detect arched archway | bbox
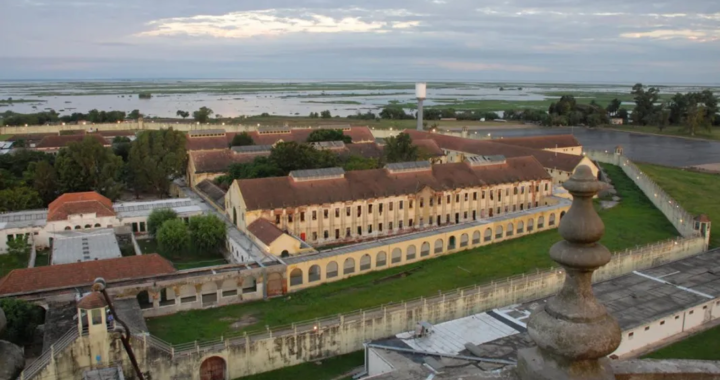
[84,224,92,229]
[290,268,303,286]
[326,261,339,278]
[484,228,492,242]
[281,250,290,258]
[360,254,371,270]
[64,226,71,231]
[343,258,355,274]
[266,272,284,297]
[376,251,387,267]
[495,225,504,239]
[200,356,226,380]
[460,233,468,248]
[518,221,524,234]
[549,213,556,226]
[137,290,152,310]
[434,239,443,254]
[507,223,514,237]
[309,265,321,282]
[391,248,402,264]
[538,216,545,228]
[94,223,101,228]
[528,218,534,232]
[74,225,81,230]
[472,231,481,245]
[448,236,456,250]
[242,277,257,294]
[406,245,416,260]
[420,242,430,256]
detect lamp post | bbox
[416,83,426,131]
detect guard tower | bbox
[77,290,112,369]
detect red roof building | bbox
[0,254,176,296]
[35,134,110,151]
[47,192,116,222]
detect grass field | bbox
[0,134,13,141]
[146,163,678,344]
[643,324,720,360]
[637,163,720,248]
[136,239,227,270]
[234,351,363,380]
[606,125,720,141]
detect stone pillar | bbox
[517,165,621,380]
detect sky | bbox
[1,0,719,83]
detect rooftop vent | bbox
[258,126,291,135]
[188,129,226,138]
[290,167,345,182]
[386,161,431,174]
[466,155,506,166]
[232,145,273,154]
[310,141,346,150]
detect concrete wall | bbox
[0,121,263,135]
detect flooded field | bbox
[2,80,715,118]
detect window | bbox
[346,227,351,237]
[490,191,494,201]
[323,230,328,239]
[335,229,340,239]
[368,204,373,213]
[660,321,665,326]
[91,309,103,325]
[288,214,293,223]
[514,187,518,195]
[472,210,476,220]
[420,198,424,208]
[482,191,486,199]
[379,203,384,214]
[376,251,387,267]
[312,211,317,220]
[644,326,650,331]
[506,188,509,196]
[456,194,460,202]
[399,220,403,229]
[358,226,362,235]
[545,183,549,191]
[446,214,450,223]
[379,223,383,232]
[513,205,516,212]
[409,219,414,227]
[497,207,501,214]
[429,198,433,207]
[327,262,338,278]
[335,208,340,218]
[473,192,477,200]
[389,202,394,211]
[675,315,680,320]
[520,204,524,211]
[447,195,451,203]
[368,225,372,233]
[313,232,318,240]
[498,192,502,202]
[689,310,694,315]
[464,211,468,219]
[536,185,539,192]
[324,209,329,219]
[389,222,393,230]
[628,332,634,340]
[357,206,362,217]
[399,201,404,209]
[409,200,414,208]
[504,206,508,213]
[346,207,351,216]
[521,186,525,194]
[275,215,280,224]
[437,196,442,205]
[301,212,305,222]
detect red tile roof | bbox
[227,126,375,146]
[344,142,385,159]
[236,157,550,211]
[403,130,584,173]
[492,135,581,150]
[190,149,270,173]
[187,136,229,151]
[0,254,176,295]
[77,292,108,309]
[35,134,109,149]
[413,139,444,157]
[247,218,285,246]
[97,130,137,137]
[47,192,116,222]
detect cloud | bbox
[620,29,720,42]
[429,61,548,72]
[136,8,421,39]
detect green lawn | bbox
[0,134,12,141]
[637,163,720,248]
[605,125,720,141]
[234,351,363,380]
[146,163,678,344]
[136,239,227,270]
[643,324,720,360]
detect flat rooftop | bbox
[369,248,720,378]
[51,229,122,265]
[112,198,201,219]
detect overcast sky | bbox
[1,0,719,83]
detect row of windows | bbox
[301,204,552,242]
[289,214,562,286]
[626,303,717,340]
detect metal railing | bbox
[20,327,79,380]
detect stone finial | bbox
[517,165,621,380]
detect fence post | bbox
[171,347,175,359]
[195,340,199,354]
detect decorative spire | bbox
[517,165,621,380]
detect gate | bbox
[266,272,285,297]
[200,356,226,380]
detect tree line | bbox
[1,109,144,126]
[0,130,187,212]
[216,132,422,185]
[146,209,226,258]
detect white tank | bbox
[415,83,427,99]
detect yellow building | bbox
[226,156,555,254]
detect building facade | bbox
[226,157,555,252]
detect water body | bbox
[468,127,720,167]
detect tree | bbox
[147,209,178,236]
[230,132,254,147]
[0,187,44,212]
[631,83,661,126]
[54,136,124,199]
[193,107,214,123]
[112,136,132,162]
[7,235,30,257]
[128,130,187,197]
[309,112,319,118]
[270,142,338,173]
[128,109,142,120]
[306,129,351,144]
[0,298,45,347]
[686,104,707,136]
[342,155,380,171]
[156,219,189,256]
[320,110,332,119]
[606,98,622,116]
[176,110,189,119]
[379,107,411,120]
[29,160,57,205]
[188,215,226,252]
[13,139,26,148]
[218,156,284,183]
[384,133,419,163]
[138,92,152,99]
[483,112,499,121]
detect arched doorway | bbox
[281,250,289,258]
[448,236,456,250]
[200,356,226,380]
[266,272,284,297]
